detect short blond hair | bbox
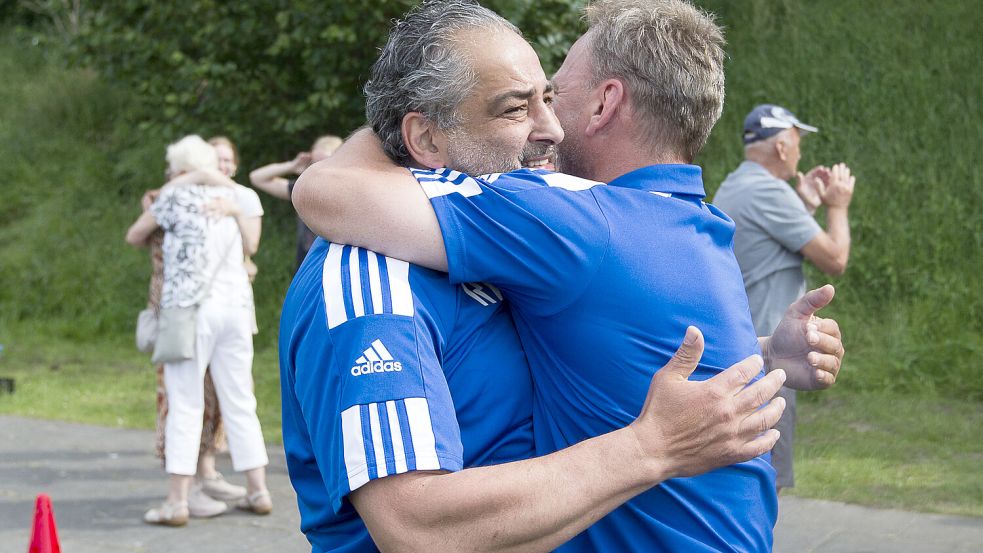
[585,0,726,161]
[166,135,218,174]
[311,135,343,155]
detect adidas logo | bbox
[462,282,503,306]
[350,339,403,377]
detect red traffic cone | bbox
[28,494,61,553]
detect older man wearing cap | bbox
[713,104,855,492]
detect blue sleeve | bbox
[284,244,463,514]
[413,168,611,315]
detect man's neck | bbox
[744,154,788,181]
[586,136,689,183]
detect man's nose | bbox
[530,101,564,145]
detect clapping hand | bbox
[796,166,830,214]
[291,152,313,174]
[821,163,855,208]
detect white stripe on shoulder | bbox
[322,243,349,329]
[385,257,414,317]
[340,405,370,492]
[324,244,415,328]
[348,247,366,318]
[404,397,440,470]
[415,169,482,199]
[541,172,605,191]
[366,250,385,315]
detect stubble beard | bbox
[446,127,556,176]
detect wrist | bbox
[619,424,673,485]
[759,336,773,371]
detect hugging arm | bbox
[125,210,160,247]
[350,329,786,552]
[291,129,449,271]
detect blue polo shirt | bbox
[414,165,777,553]
[279,238,534,553]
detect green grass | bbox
[794,389,983,517]
[0,330,284,444]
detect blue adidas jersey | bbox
[414,165,777,553]
[279,238,534,553]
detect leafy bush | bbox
[67,0,585,164]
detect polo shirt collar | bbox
[606,164,705,198]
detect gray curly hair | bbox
[364,0,520,166]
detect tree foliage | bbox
[70,0,586,163]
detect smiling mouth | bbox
[522,153,556,171]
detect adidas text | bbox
[351,360,403,377]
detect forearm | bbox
[824,206,851,269]
[235,216,261,256]
[360,427,665,553]
[125,211,159,247]
[293,130,449,269]
[249,162,294,200]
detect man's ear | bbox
[584,79,625,137]
[775,136,789,161]
[401,112,447,169]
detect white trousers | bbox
[163,302,269,475]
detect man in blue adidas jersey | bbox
[292,0,846,551]
[279,3,817,552]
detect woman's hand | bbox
[204,196,242,219]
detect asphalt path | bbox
[1,416,980,552]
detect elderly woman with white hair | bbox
[126,135,271,526]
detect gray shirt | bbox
[713,161,821,335]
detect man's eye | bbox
[544,95,555,106]
[504,105,528,115]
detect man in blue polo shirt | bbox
[293,0,845,551]
[280,2,824,552]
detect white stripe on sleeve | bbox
[386,401,408,474]
[340,405,370,491]
[404,397,440,470]
[368,403,388,478]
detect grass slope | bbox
[698,0,983,399]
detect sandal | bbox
[143,500,190,527]
[236,489,273,515]
[199,472,247,502]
